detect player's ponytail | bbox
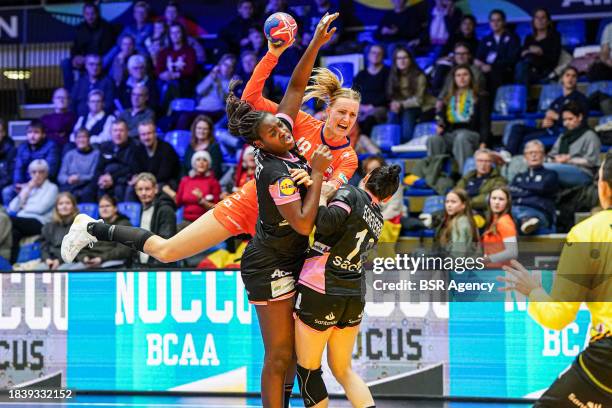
[226,79,267,144]
[302,67,361,106]
[365,165,401,201]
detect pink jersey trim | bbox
[275,112,294,128]
[269,181,300,205]
[299,253,328,293]
[329,201,351,214]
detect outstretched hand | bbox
[311,12,338,48]
[497,259,542,296]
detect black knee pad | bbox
[296,364,327,407]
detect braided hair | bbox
[365,165,401,201]
[226,80,267,145]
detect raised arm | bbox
[276,13,338,122]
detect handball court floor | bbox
[0,394,533,408]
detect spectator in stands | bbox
[156,23,198,104]
[132,172,177,267]
[387,46,429,143]
[3,120,60,205]
[435,188,479,254]
[505,66,588,155]
[545,102,601,188]
[0,119,16,201]
[263,0,290,20]
[70,89,115,145]
[117,84,155,138]
[109,34,137,86]
[234,50,273,98]
[0,205,10,261]
[353,44,390,138]
[428,65,482,170]
[481,186,517,266]
[220,0,258,55]
[514,8,561,86]
[106,1,152,60]
[244,27,267,59]
[433,42,485,99]
[588,21,612,81]
[41,88,77,148]
[510,140,559,234]
[161,1,206,63]
[117,54,159,111]
[183,115,223,179]
[303,0,343,53]
[168,151,221,229]
[96,119,138,201]
[71,54,115,117]
[440,14,478,58]
[428,0,462,55]
[220,145,256,197]
[375,0,428,49]
[145,20,168,64]
[58,128,99,202]
[456,148,507,212]
[39,192,78,270]
[132,121,180,197]
[62,2,115,90]
[474,9,520,96]
[8,159,58,262]
[75,195,133,269]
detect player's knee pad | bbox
[296,364,327,407]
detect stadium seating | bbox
[492,85,527,120]
[169,98,196,113]
[371,124,401,151]
[77,202,99,219]
[502,118,537,147]
[164,130,192,160]
[327,62,354,87]
[557,20,586,50]
[462,157,475,175]
[176,207,184,225]
[533,83,563,116]
[17,242,41,263]
[600,115,612,126]
[118,202,142,227]
[0,256,11,270]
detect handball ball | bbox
[264,12,298,46]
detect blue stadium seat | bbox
[17,242,41,263]
[118,202,142,227]
[462,157,475,175]
[557,20,585,50]
[423,195,445,214]
[404,186,436,197]
[0,256,11,270]
[537,83,563,113]
[415,56,434,71]
[371,124,401,151]
[413,122,437,139]
[475,23,490,40]
[327,62,354,87]
[176,207,184,224]
[164,130,191,160]
[596,18,612,44]
[502,119,537,147]
[492,85,527,120]
[514,22,532,43]
[77,203,99,219]
[587,81,612,97]
[600,115,612,126]
[169,98,195,113]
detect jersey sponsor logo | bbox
[567,393,602,408]
[363,205,383,238]
[278,177,297,197]
[332,256,362,272]
[341,151,350,159]
[338,173,348,184]
[324,165,334,179]
[271,269,292,279]
[325,312,335,321]
[271,276,295,298]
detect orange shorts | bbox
[212,180,258,236]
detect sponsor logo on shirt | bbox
[325,312,335,321]
[271,269,292,279]
[270,276,295,298]
[278,177,297,197]
[338,173,348,184]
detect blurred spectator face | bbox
[111,122,129,145]
[85,56,102,78]
[364,158,383,175]
[164,5,179,24]
[52,88,70,111]
[489,12,505,33]
[533,10,549,32]
[75,130,91,150]
[138,123,157,148]
[194,157,210,174]
[460,18,475,36]
[453,45,471,65]
[454,67,471,89]
[26,126,44,145]
[267,0,285,12]
[445,192,465,216]
[153,21,166,38]
[128,59,147,80]
[194,119,211,142]
[169,25,183,46]
[131,86,149,109]
[88,93,104,114]
[219,57,236,78]
[83,5,98,26]
[29,164,48,186]
[244,153,256,170]
[98,197,118,220]
[562,110,582,131]
[523,143,545,167]
[249,30,265,50]
[133,4,148,25]
[489,189,508,215]
[135,179,157,206]
[394,49,411,71]
[326,97,359,138]
[56,195,75,218]
[238,1,254,19]
[121,35,135,56]
[474,151,493,176]
[367,45,384,66]
[241,52,257,74]
[561,68,577,90]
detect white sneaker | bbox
[520,217,540,235]
[61,214,99,263]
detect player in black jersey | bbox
[293,165,401,408]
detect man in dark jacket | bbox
[510,140,559,234]
[0,119,16,205]
[2,120,60,205]
[132,172,176,267]
[456,149,507,212]
[71,54,116,117]
[96,119,138,201]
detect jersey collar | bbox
[321,125,350,150]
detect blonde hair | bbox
[302,67,361,107]
[52,192,79,224]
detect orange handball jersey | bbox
[213,51,358,237]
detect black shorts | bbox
[240,243,305,304]
[294,285,365,331]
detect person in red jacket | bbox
[174,150,220,229]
